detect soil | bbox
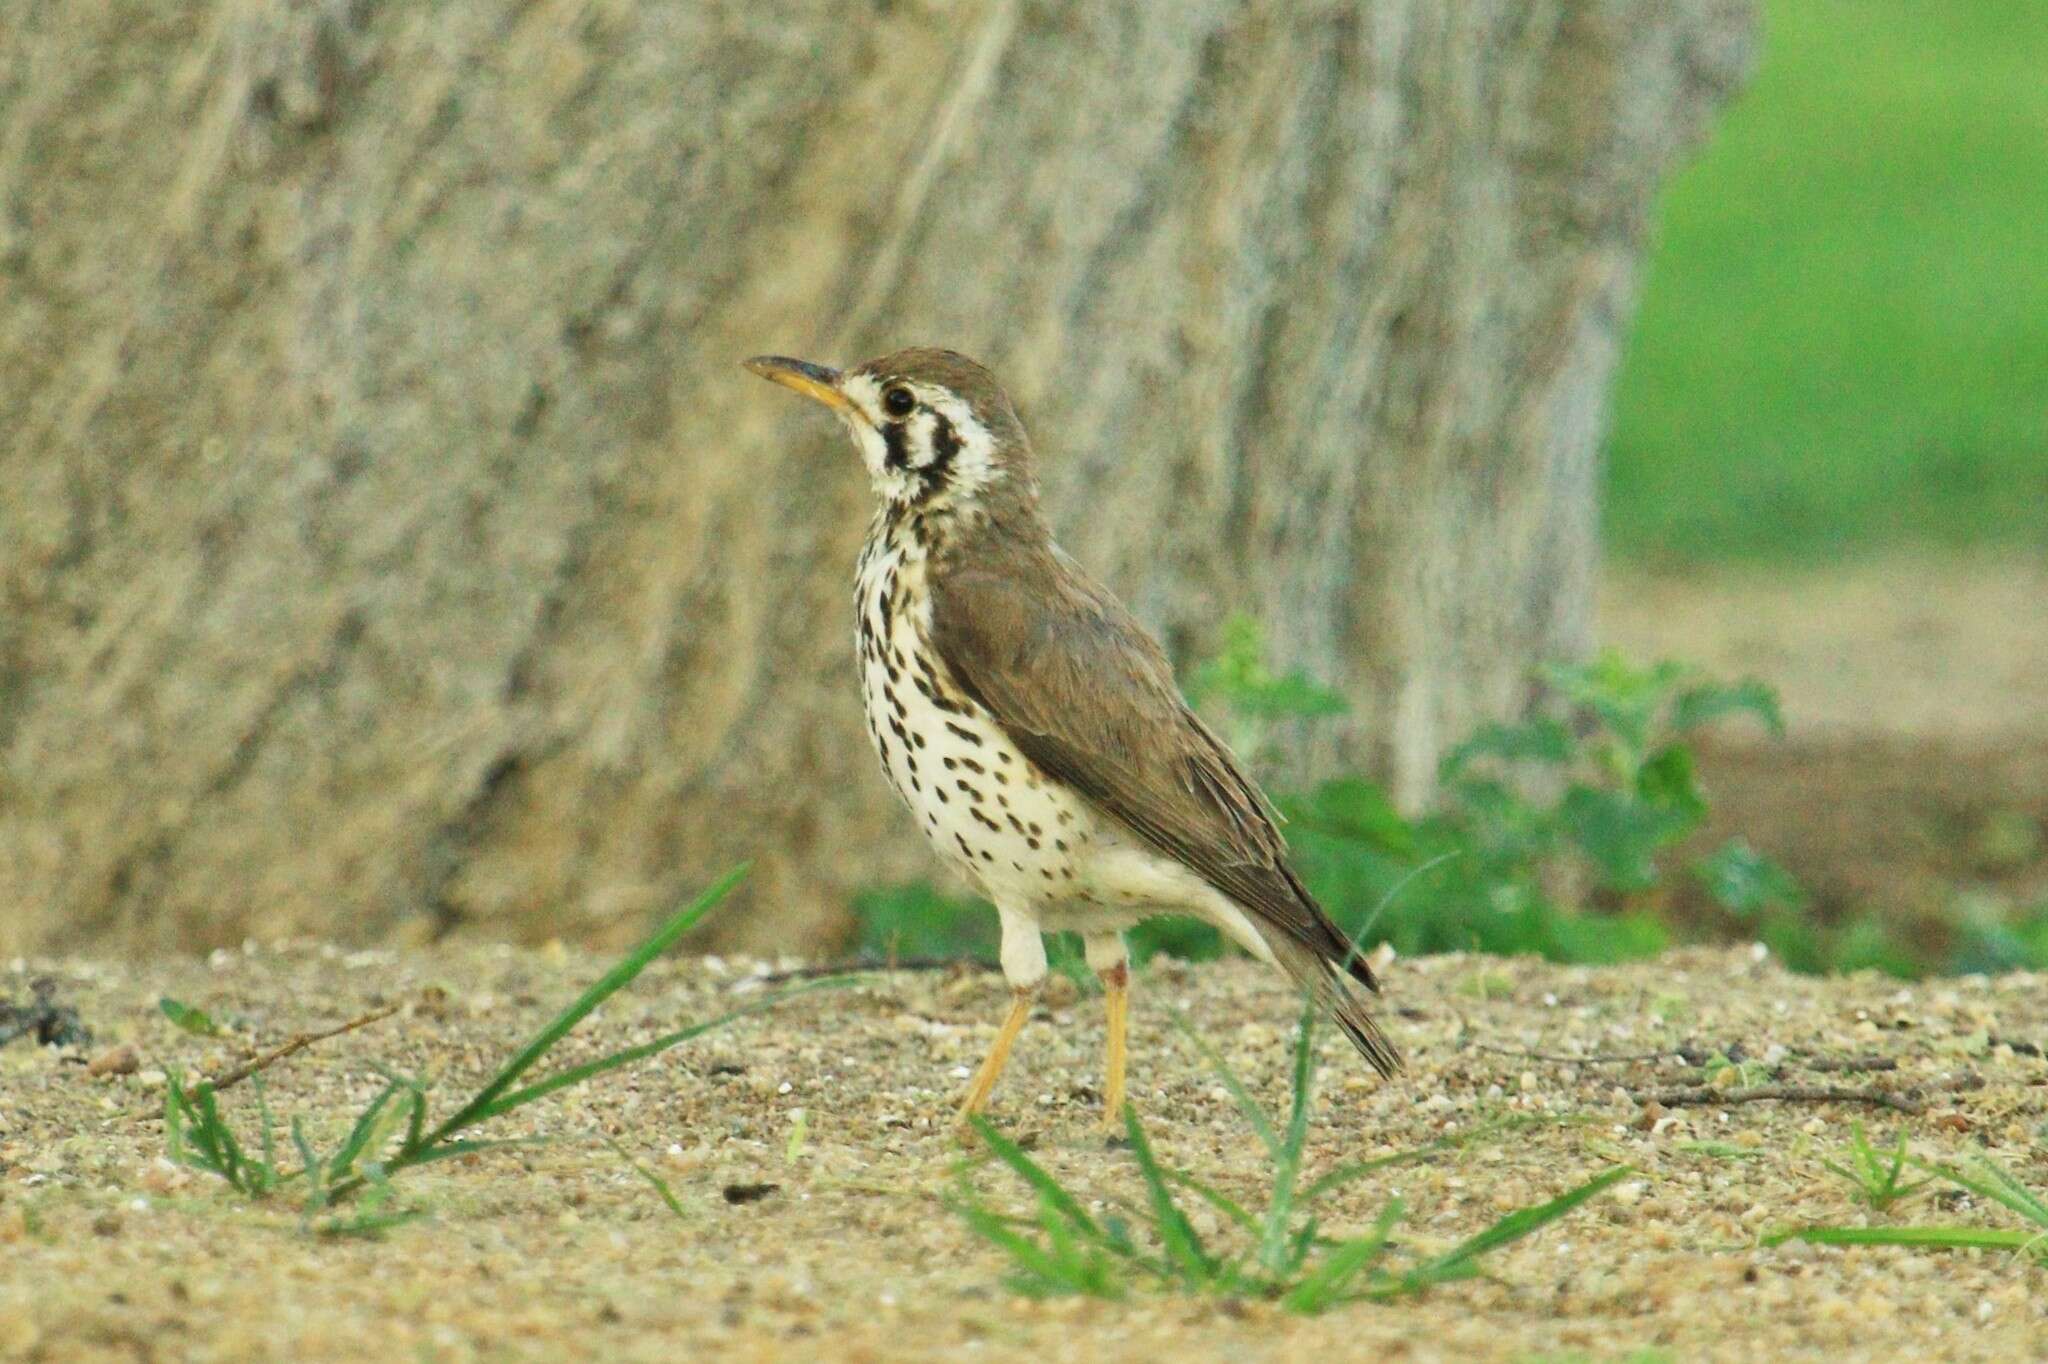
[1600,557,2048,936]
[3,942,2044,1363]
[1599,555,2048,744]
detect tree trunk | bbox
[0,0,1753,957]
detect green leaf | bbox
[1542,652,1687,753]
[1537,909,1669,965]
[1561,786,1689,891]
[1669,679,1784,738]
[1440,718,1573,779]
[1288,779,1418,854]
[159,998,220,1037]
[1186,614,1349,721]
[1692,839,1805,917]
[1636,744,1706,824]
[850,883,997,963]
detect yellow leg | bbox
[1100,961,1130,1131]
[957,988,1035,1122]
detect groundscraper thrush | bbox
[746,348,1400,1127]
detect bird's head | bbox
[744,347,1035,516]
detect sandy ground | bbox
[1600,555,2048,743]
[3,942,2044,1363]
[1602,556,2048,936]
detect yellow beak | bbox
[743,355,854,415]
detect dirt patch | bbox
[1687,734,2048,930]
[1601,557,2048,940]
[1,943,2043,1362]
[1600,556,2048,744]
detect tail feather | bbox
[1269,937,1403,1080]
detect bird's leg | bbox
[956,906,1046,1123]
[956,987,1035,1121]
[1084,933,1131,1132]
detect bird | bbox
[744,347,1400,1128]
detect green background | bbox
[1605,0,2048,564]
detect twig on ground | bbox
[1471,1043,1708,1066]
[1640,1084,1926,1115]
[202,1004,402,1093]
[756,956,995,983]
[1799,1055,1898,1074]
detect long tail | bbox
[1268,935,1403,1080]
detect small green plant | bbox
[951,999,1626,1310]
[1816,1123,1931,1212]
[158,997,222,1036]
[854,629,2048,980]
[1767,1151,2048,1263]
[163,866,839,1232]
[604,1136,689,1221]
[1286,649,1790,965]
[1184,613,1348,761]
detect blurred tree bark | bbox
[0,0,1751,957]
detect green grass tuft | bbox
[1767,1149,2048,1263]
[161,866,847,1232]
[951,999,1627,1310]
[1816,1123,1931,1212]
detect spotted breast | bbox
[853,511,1097,909]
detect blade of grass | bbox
[418,864,750,1148]
[1165,1169,1259,1236]
[952,1197,1125,1298]
[1344,850,1462,968]
[965,1116,1110,1245]
[1280,1199,1403,1313]
[252,1075,280,1184]
[1121,1104,1214,1286]
[1168,1011,1281,1160]
[1037,1195,1126,1297]
[1405,1165,1630,1287]
[1764,1225,2045,1255]
[1258,999,1317,1275]
[468,976,849,1124]
[291,1118,326,1212]
[325,1080,402,1180]
[1907,1155,2048,1228]
[396,1136,548,1168]
[605,1136,687,1220]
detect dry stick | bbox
[1471,1043,1701,1066]
[1798,1055,1899,1074]
[201,1004,402,1093]
[757,956,996,984]
[1640,1084,1926,1115]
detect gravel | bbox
[1,942,2043,1362]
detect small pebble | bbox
[85,1044,139,1078]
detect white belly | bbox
[851,529,1278,962]
[855,538,1104,912]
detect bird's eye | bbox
[883,385,915,417]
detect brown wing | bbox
[929,548,1399,1076]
